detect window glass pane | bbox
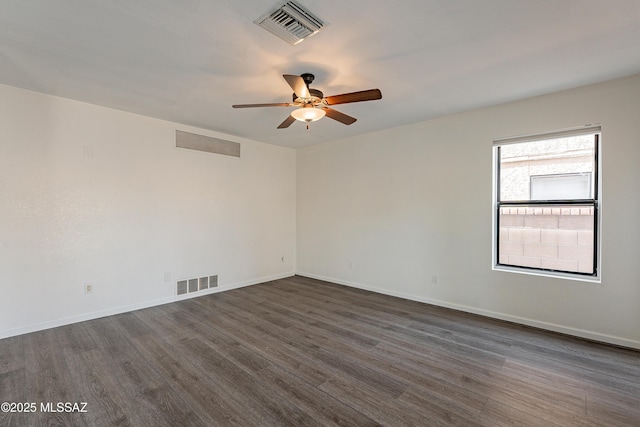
[499,205,594,274]
[499,135,596,201]
[530,173,591,200]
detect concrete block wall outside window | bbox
[499,206,594,273]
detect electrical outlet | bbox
[432,275,439,285]
[281,256,285,263]
[349,262,354,270]
[84,284,93,294]
[164,272,171,282]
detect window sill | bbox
[493,264,601,284]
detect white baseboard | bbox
[0,272,295,340]
[296,272,640,350]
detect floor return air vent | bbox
[177,275,218,296]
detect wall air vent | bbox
[254,0,326,45]
[176,130,240,158]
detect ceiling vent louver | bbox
[254,0,326,45]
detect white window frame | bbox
[492,126,602,282]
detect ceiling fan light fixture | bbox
[291,106,325,122]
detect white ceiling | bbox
[2,1,640,148]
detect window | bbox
[493,127,600,278]
[530,173,591,200]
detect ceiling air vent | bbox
[254,0,326,45]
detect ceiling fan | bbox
[232,73,382,129]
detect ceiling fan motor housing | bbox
[292,88,324,104]
[291,73,324,104]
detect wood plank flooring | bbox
[1,275,639,426]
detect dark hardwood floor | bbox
[1,275,639,426]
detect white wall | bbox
[0,84,296,339]
[297,73,640,349]
[4,74,639,348]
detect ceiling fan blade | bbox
[277,115,297,129]
[322,107,357,125]
[232,103,292,108]
[324,89,382,105]
[283,74,311,99]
